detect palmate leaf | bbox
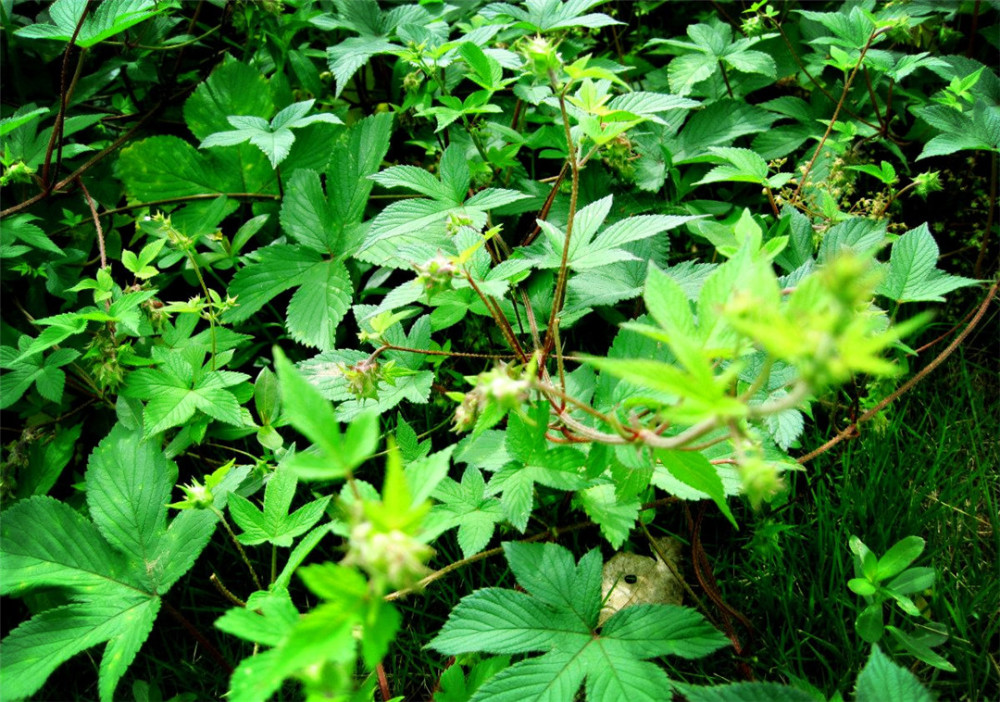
[223,114,392,349]
[480,0,622,32]
[0,425,218,701]
[14,0,164,48]
[228,466,331,547]
[430,466,505,557]
[430,542,727,702]
[523,194,701,271]
[200,100,342,169]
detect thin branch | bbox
[798,277,998,465]
[792,28,889,204]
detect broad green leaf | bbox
[0,426,219,701]
[655,450,737,528]
[327,36,402,98]
[886,567,935,595]
[695,146,770,186]
[116,135,274,201]
[86,424,174,566]
[224,245,321,323]
[285,260,353,352]
[574,483,639,549]
[878,224,978,302]
[855,645,935,702]
[183,60,273,140]
[228,467,331,547]
[875,536,925,581]
[273,347,342,459]
[430,542,726,702]
[15,0,163,48]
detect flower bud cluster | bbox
[343,521,433,589]
[452,363,529,432]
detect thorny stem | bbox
[792,28,889,205]
[862,66,885,132]
[77,177,107,270]
[210,572,247,608]
[769,16,883,135]
[212,507,263,592]
[542,84,580,368]
[463,270,528,362]
[40,4,90,188]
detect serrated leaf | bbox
[224,245,321,323]
[878,224,978,302]
[183,60,273,140]
[116,135,275,201]
[431,542,726,702]
[0,426,218,701]
[855,645,934,702]
[575,483,639,549]
[15,0,163,48]
[285,261,353,352]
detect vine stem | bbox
[542,83,580,373]
[40,3,90,188]
[1,103,164,218]
[212,507,263,592]
[791,27,889,205]
[77,177,107,270]
[798,277,998,465]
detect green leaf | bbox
[875,536,925,580]
[431,542,726,702]
[855,603,884,643]
[121,355,249,437]
[183,59,274,140]
[200,100,341,169]
[327,36,403,99]
[878,224,978,303]
[655,450,737,528]
[674,682,817,702]
[224,245,320,323]
[431,467,504,558]
[886,567,935,595]
[884,626,956,672]
[15,0,164,48]
[274,348,379,479]
[855,645,935,702]
[695,147,770,186]
[0,425,218,701]
[285,260,353,352]
[116,135,274,201]
[228,466,331,547]
[574,483,639,549]
[254,367,280,425]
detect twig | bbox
[798,277,998,465]
[792,28,889,205]
[76,177,107,269]
[40,3,90,188]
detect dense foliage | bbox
[1,1,997,700]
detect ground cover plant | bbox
[1,0,997,700]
